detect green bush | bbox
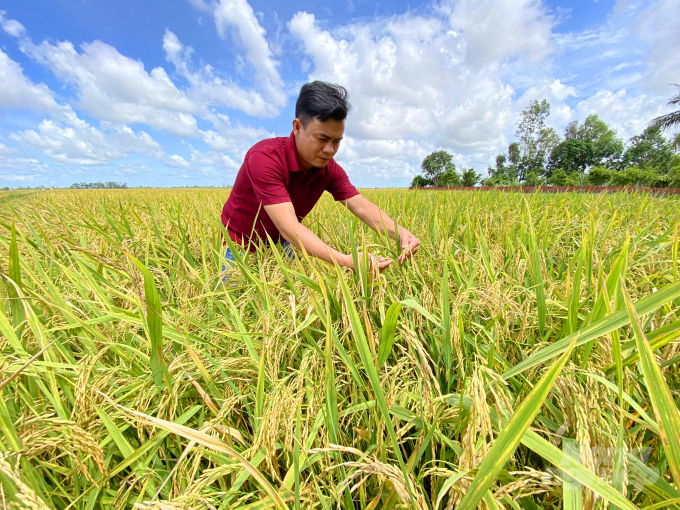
[410,175,433,187]
[439,167,462,187]
[523,171,546,186]
[610,167,666,187]
[461,168,481,187]
[547,168,585,186]
[588,166,613,186]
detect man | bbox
[221,81,420,270]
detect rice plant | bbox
[0,188,679,510]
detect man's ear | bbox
[292,118,302,136]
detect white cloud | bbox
[289,8,523,162]
[119,164,153,175]
[162,30,276,117]
[0,142,16,155]
[0,48,63,113]
[336,137,430,183]
[10,112,191,168]
[188,145,240,170]
[213,0,285,106]
[575,89,672,141]
[442,0,555,67]
[514,78,577,129]
[634,0,680,95]
[166,154,191,168]
[0,153,49,182]
[198,112,273,156]
[18,38,200,137]
[0,10,26,37]
[182,0,287,115]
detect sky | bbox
[0,0,678,188]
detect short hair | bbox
[295,81,352,127]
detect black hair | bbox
[295,81,352,127]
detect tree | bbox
[588,166,613,186]
[623,125,674,173]
[671,132,680,152]
[610,167,665,187]
[556,115,624,170]
[579,115,624,167]
[461,168,481,187]
[508,142,520,167]
[439,166,461,187]
[547,138,593,175]
[410,175,433,188]
[523,171,545,187]
[669,155,680,187]
[420,150,458,187]
[648,84,680,132]
[515,100,560,181]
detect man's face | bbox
[292,117,345,171]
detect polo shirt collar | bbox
[286,131,328,174]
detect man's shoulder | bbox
[247,136,287,159]
[327,158,347,176]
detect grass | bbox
[0,187,679,510]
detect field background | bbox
[1,188,679,510]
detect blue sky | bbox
[0,0,678,188]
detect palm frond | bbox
[649,111,680,131]
[648,84,680,131]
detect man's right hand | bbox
[342,252,392,273]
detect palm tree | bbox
[672,132,680,152]
[649,84,680,131]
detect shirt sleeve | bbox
[326,161,360,201]
[246,150,292,206]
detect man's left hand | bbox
[398,230,420,263]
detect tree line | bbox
[412,85,680,188]
[69,181,128,189]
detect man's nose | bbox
[323,141,335,154]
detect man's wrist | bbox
[338,253,353,269]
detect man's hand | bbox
[343,252,392,273]
[398,229,420,263]
[344,195,420,264]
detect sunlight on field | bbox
[1,188,679,510]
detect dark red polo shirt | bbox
[221,131,359,247]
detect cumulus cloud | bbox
[163,30,276,117]
[10,111,191,168]
[289,6,544,175]
[634,0,680,95]
[575,89,671,141]
[186,0,287,111]
[0,10,26,37]
[18,38,201,137]
[0,48,63,113]
[188,145,241,170]
[442,0,555,67]
[335,137,430,184]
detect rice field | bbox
[1,188,679,510]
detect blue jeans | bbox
[222,241,294,274]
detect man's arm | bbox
[342,194,420,263]
[264,202,391,270]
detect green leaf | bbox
[457,338,576,510]
[8,222,25,331]
[336,267,414,507]
[378,302,403,366]
[126,253,168,388]
[622,279,680,486]
[503,279,680,380]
